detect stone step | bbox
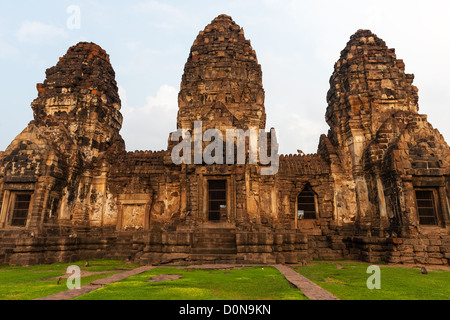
[192,237,236,243]
[194,242,236,247]
[192,243,237,250]
[0,231,22,238]
[0,244,15,251]
[193,236,236,243]
[189,254,238,264]
[195,227,237,233]
[191,248,237,254]
[0,240,15,246]
[194,230,236,236]
[192,226,238,258]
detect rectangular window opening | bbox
[415,189,438,226]
[11,193,32,227]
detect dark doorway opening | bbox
[415,189,438,225]
[208,180,227,221]
[297,185,317,220]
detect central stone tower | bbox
[177,14,266,131]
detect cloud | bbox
[142,84,178,113]
[119,84,179,151]
[267,104,326,155]
[16,21,67,44]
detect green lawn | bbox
[75,266,308,300]
[294,261,450,300]
[0,259,139,300]
[2,259,448,301]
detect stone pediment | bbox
[200,102,242,129]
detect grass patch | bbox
[294,261,450,300]
[75,267,308,300]
[0,260,139,300]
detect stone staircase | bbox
[190,224,238,264]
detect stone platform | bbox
[0,226,448,266]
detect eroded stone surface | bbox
[0,17,448,267]
[178,14,266,131]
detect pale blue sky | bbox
[1,0,449,154]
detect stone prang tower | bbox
[0,16,448,266]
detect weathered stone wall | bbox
[0,42,127,232]
[0,17,448,266]
[1,228,448,266]
[32,42,124,162]
[324,29,449,237]
[178,14,266,131]
[275,154,335,238]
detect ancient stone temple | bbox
[0,15,448,266]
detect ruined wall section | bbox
[31,42,125,162]
[107,150,184,232]
[278,154,334,234]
